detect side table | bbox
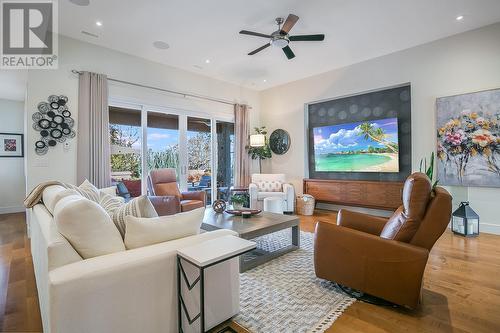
[177,235,256,333]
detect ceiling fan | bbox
[239,14,325,60]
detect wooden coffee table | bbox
[202,208,300,272]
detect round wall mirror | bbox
[269,129,291,155]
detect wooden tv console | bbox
[303,178,403,211]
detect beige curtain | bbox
[77,71,111,188]
[234,104,250,187]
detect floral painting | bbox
[436,88,500,187]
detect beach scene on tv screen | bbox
[313,117,399,172]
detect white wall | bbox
[26,36,260,192]
[260,23,500,234]
[0,99,26,214]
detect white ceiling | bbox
[60,0,500,90]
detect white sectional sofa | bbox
[29,185,239,333]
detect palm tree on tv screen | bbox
[359,122,398,153]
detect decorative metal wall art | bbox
[269,129,291,155]
[32,95,75,155]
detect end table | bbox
[177,235,256,332]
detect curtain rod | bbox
[71,69,240,107]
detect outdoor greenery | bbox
[110,124,210,179]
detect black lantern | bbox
[451,201,479,237]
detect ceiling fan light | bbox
[271,38,288,48]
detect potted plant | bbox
[230,194,247,210]
[420,152,439,191]
[247,126,272,173]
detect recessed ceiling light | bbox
[263,79,267,83]
[153,41,170,50]
[69,0,90,6]
[96,21,103,27]
[456,15,464,21]
[205,59,210,64]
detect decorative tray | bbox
[225,209,262,216]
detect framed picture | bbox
[0,133,24,157]
[436,88,500,187]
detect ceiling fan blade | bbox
[289,34,325,41]
[282,45,295,59]
[281,14,299,34]
[239,30,272,38]
[248,43,270,55]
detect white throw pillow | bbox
[54,195,125,259]
[124,207,205,249]
[65,179,101,202]
[99,185,118,197]
[43,185,78,214]
[99,194,158,238]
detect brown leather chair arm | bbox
[148,196,181,216]
[337,209,388,235]
[181,191,206,205]
[314,221,428,308]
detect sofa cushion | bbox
[54,195,125,259]
[257,180,283,192]
[124,207,204,249]
[99,194,158,237]
[43,185,72,214]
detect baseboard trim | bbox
[479,223,500,235]
[0,206,25,215]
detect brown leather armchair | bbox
[147,168,206,213]
[314,173,452,309]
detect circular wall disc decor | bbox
[269,129,291,155]
[32,95,75,155]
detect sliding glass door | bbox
[186,117,212,203]
[109,106,143,198]
[215,120,234,201]
[109,103,233,205]
[147,112,180,176]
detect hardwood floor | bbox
[1,211,499,333]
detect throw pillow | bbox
[124,207,205,249]
[65,179,101,203]
[257,180,283,192]
[54,195,125,259]
[99,185,118,197]
[99,194,158,237]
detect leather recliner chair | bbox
[147,168,206,213]
[314,172,452,309]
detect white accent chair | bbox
[249,174,295,213]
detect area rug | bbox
[234,230,355,333]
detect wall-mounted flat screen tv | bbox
[313,117,400,173]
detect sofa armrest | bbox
[48,229,238,333]
[314,221,428,308]
[148,195,181,216]
[282,183,295,211]
[181,190,206,205]
[337,209,388,235]
[248,183,259,209]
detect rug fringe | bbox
[307,297,356,333]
